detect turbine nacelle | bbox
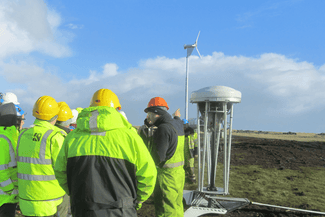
[184,43,197,49]
[184,31,202,58]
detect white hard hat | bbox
[70,109,79,124]
[2,92,20,105]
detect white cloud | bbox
[0,0,71,58]
[63,52,325,115]
[69,63,119,86]
[66,23,84,30]
[246,53,325,113]
[1,50,325,129]
[0,61,67,104]
[319,64,325,72]
[103,63,119,77]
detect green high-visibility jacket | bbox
[17,119,66,216]
[192,132,198,148]
[0,126,19,207]
[162,130,185,169]
[153,116,186,217]
[54,106,157,217]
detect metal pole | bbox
[209,112,217,189]
[185,56,189,120]
[251,202,325,215]
[207,132,211,186]
[197,105,202,191]
[227,104,233,192]
[213,119,221,188]
[223,103,228,194]
[201,102,209,191]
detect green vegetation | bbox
[232,130,325,142]
[184,162,325,212]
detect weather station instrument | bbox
[183,86,250,216]
[183,86,325,216]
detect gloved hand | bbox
[136,202,143,210]
[193,147,198,157]
[144,118,153,127]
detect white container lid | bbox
[190,86,241,103]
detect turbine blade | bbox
[196,47,202,58]
[196,31,201,43]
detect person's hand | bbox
[144,118,153,127]
[173,108,181,117]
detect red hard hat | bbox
[146,97,169,110]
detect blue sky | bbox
[1,0,325,133]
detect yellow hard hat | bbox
[33,96,59,120]
[90,89,121,110]
[57,102,73,122]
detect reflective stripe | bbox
[39,130,53,161]
[17,173,56,181]
[0,178,12,187]
[16,129,28,159]
[0,189,18,195]
[163,161,184,168]
[89,111,105,134]
[59,130,67,137]
[19,196,62,202]
[11,189,18,195]
[90,132,106,136]
[0,164,8,170]
[17,157,52,165]
[43,196,63,202]
[0,135,17,168]
[17,130,53,165]
[89,110,99,132]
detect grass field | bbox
[232,130,325,142]
[180,130,325,216]
[184,163,325,213]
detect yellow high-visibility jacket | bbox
[0,126,19,207]
[54,107,157,217]
[17,119,65,216]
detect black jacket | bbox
[152,112,184,168]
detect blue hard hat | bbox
[69,125,75,130]
[182,119,189,124]
[15,104,24,117]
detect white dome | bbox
[190,86,241,103]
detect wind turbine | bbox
[184,31,202,121]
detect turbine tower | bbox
[184,31,202,121]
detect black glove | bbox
[144,118,153,127]
[193,147,198,157]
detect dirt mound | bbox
[230,136,325,171]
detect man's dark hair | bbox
[184,125,195,136]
